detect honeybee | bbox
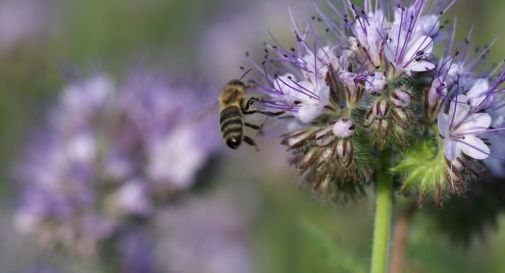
[219,76,284,150]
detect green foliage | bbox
[406,219,493,273]
[392,140,448,203]
[299,221,366,273]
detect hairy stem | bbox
[390,204,416,273]
[370,149,393,273]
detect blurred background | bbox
[0,0,505,272]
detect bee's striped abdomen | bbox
[220,106,243,149]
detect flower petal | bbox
[467,79,490,108]
[444,138,460,162]
[448,95,470,125]
[456,113,492,135]
[365,72,387,93]
[297,81,320,104]
[415,15,439,36]
[318,86,330,104]
[405,60,435,72]
[274,73,304,104]
[459,135,490,160]
[437,113,450,138]
[298,104,324,123]
[404,35,434,62]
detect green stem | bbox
[370,149,393,273]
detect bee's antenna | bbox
[239,68,253,81]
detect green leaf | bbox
[299,220,366,273]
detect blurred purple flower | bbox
[0,0,49,54]
[198,0,293,83]
[25,265,60,273]
[154,196,253,273]
[15,71,219,257]
[117,73,216,192]
[120,229,155,273]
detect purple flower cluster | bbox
[251,0,448,121]
[244,0,505,202]
[433,45,505,168]
[14,72,218,256]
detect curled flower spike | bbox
[425,78,448,120]
[281,126,372,203]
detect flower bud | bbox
[336,139,353,167]
[365,72,387,95]
[320,147,334,162]
[425,80,447,120]
[315,127,335,146]
[282,128,316,149]
[394,126,407,140]
[340,72,363,106]
[372,99,390,118]
[281,127,370,203]
[390,89,412,108]
[364,109,374,127]
[332,119,355,138]
[372,119,390,133]
[380,119,390,132]
[391,108,409,128]
[428,81,447,107]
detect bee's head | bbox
[226,137,241,149]
[226,79,246,87]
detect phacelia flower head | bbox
[240,0,505,205]
[14,71,218,256]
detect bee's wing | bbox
[252,114,296,137]
[176,101,219,129]
[195,101,219,122]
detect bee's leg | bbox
[246,97,259,108]
[241,97,259,112]
[244,122,265,135]
[241,98,286,117]
[247,109,286,117]
[243,136,260,151]
[244,122,262,130]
